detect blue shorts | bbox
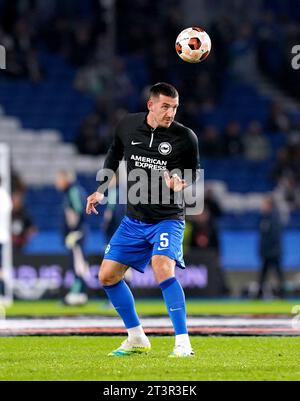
[103,216,185,273]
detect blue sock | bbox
[103,280,140,329]
[159,277,187,335]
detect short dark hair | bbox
[149,82,179,99]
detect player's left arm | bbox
[181,128,201,186]
[164,129,200,192]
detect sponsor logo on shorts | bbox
[105,244,111,254]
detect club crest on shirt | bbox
[158,142,172,155]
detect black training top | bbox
[97,112,200,223]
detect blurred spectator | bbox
[177,99,201,132]
[43,17,72,56]
[70,21,94,66]
[0,177,12,296]
[76,113,109,156]
[274,176,300,218]
[1,16,44,82]
[194,72,218,106]
[200,126,224,158]
[286,134,300,184]
[189,208,229,295]
[113,58,135,106]
[272,148,291,182]
[11,191,36,253]
[243,121,271,161]
[267,101,290,133]
[11,170,26,194]
[190,208,220,252]
[55,170,89,306]
[204,187,223,221]
[271,141,300,221]
[230,23,259,83]
[148,40,170,83]
[223,121,244,157]
[209,15,233,75]
[257,11,284,80]
[272,147,299,184]
[257,196,285,298]
[74,62,109,96]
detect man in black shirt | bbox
[86,83,200,357]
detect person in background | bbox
[204,187,223,221]
[257,196,285,298]
[12,191,37,254]
[0,177,12,297]
[55,170,89,306]
[76,113,109,156]
[200,125,224,158]
[243,121,271,161]
[267,101,290,133]
[189,206,230,295]
[190,208,220,252]
[222,121,244,157]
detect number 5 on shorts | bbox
[159,233,169,249]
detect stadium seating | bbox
[0,52,94,142]
[0,51,299,268]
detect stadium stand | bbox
[0,0,299,271]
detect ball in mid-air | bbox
[175,27,211,63]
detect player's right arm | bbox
[86,118,125,215]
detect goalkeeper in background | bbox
[55,170,89,305]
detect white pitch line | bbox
[0,316,295,331]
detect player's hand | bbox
[164,171,187,192]
[86,192,104,215]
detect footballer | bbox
[86,82,200,357]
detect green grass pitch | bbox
[1,299,300,381]
[1,336,300,381]
[4,299,299,317]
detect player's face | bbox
[148,95,179,128]
[55,174,67,191]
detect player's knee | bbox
[155,270,175,284]
[98,269,112,286]
[152,255,175,283]
[98,267,119,286]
